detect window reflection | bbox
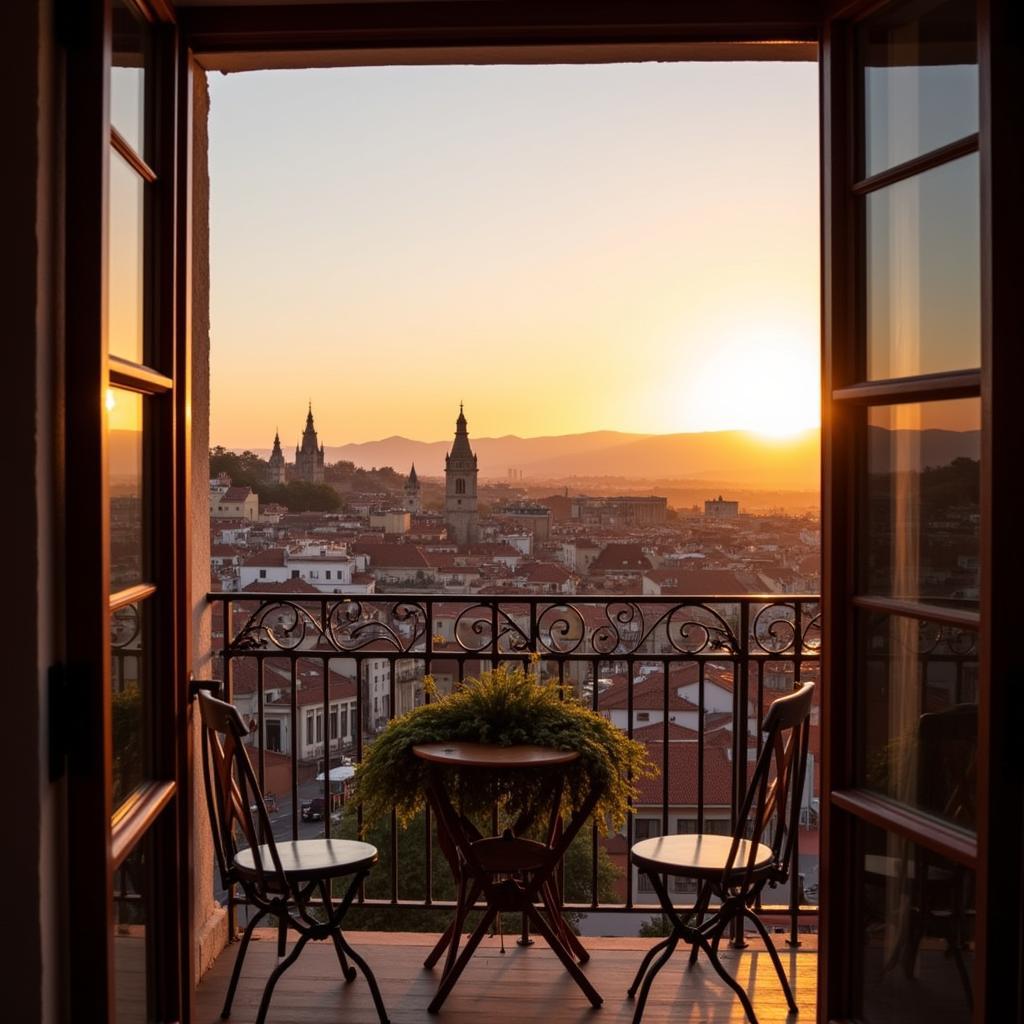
[111,601,147,808]
[853,820,974,1022]
[858,610,977,829]
[109,152,145,363]
[111,0,148,156]
[863,399,979,605]
[860,0,977,176]
[866,154,980,380]
[108,388,145,592]
[113,837,149,1022]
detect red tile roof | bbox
[354,543,430,568]
[519,563,572,584]
[590,544,653,573]
[634,743,734,808]
[644,569,764,595]
[242,548,286,567]
[240,579,320,594]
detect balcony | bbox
[206,591,822,936]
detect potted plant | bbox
[351,661,656,834]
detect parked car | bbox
[300,797,325,822]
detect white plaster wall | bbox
[189,65,230,982]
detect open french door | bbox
[819,1,1023,1021]
[62,1,190,1020]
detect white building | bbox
[239,543,375,594]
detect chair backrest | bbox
[917,703,977,829]
[724,680,815,891]
[197,689,287,897]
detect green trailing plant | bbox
[351,662,656,834]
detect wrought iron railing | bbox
[206,591,823,940]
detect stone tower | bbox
[295,403,325,484]
[404,464,422,514]
[267,429,287,485]
[444,404,479,545]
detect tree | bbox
[209,446,267,489]
[259,481,341,512]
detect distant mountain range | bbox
[234,423,981,493]
[244,428,812,490]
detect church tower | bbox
[404,464,422,514]
[267,429,287,485]
[295,403,325,483]
[444,404,479,545]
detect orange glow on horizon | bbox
[208,63,822,448]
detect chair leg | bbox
[742,908,798,1014]
[319,881,356,982]
[336,931,391,1024]
[630,930,679,1024]
[689,883,712,967]
[321,874,390,1023]
[255,927,312,1024]
[220,907,267,1020]
[627,935,673,998]
[696,929,759,1024]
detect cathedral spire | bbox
[295,403,325,483]
[445,404,479,544]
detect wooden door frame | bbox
[819,0,1024,1021]
[976,1,1024,1019]
[62,0,192,1020]
[63,0,116,1012]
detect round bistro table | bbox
[412,741,603,1013]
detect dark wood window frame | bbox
[817,2,1024,1021]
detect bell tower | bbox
[444,404,479,545]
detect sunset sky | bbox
[207,61,821,449]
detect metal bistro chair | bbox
[198,690,389,1024]
[628,680,814,1024]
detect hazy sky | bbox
[208,62,821,449]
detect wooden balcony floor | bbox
[194,931,816,1024]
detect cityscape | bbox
[204,401,825,931]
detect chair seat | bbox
[631,834,774,879]
[235,839,377,882]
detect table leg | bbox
[423,918,456,970]
[428,906,499,1014]
[525,903,603,1007]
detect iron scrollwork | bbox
[227,598,428,654]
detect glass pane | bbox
[852,819,974,1022]
[109,150,145,363]
[113,837,149,1022]
[111,0,148,157]
[858,610,977,829]
[860,0,977,177]
[108,388,145,592]
[865,154,979,379]
[111,601,148,808]
[863,399,979,606]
